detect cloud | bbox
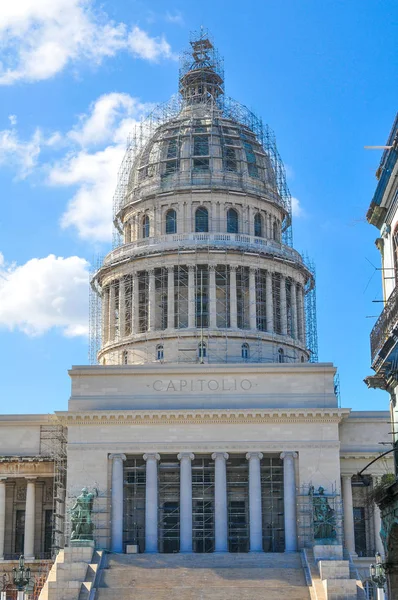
[291,196,304,218]
[0,127,42,178]
[165,11,184,26]
[47,92,152,241]
[0,1,173,85]
[0,253,89,337]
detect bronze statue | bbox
[70,487,98,541]
[310,486,337,540]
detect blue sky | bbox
[0,0,397,414]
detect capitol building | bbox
[0,32,393,600]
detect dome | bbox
[123,110,282,212]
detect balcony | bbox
[370,283,398,370]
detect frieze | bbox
[58,408,350,426]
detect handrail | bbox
[370,284,398,364]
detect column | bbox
[342,475,356,555]
[0,478,6,560]
[249,268,257,330]
[167,266,174,329]
[102,287,110,343]
[132,273,138,335]
[148,269,156,332]
[209,266,217,328]
[119,276,126,339]
[230,266,238,329]
[211,452,229,552]
[178,453,194,552]
[144,453,160,553]
[374,502,384,556]
[280,276,287,335]
[188,266,195,328]
[246,453,263,552]
[109,283,116,341]
[297,285,305,342]
[24,478,36,559]
[110,453,126,553]
[266,271,274,333]
[280,452,298,552]
[290,281,297,339]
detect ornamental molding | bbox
[57,408,350,426]
[67,441,341,452]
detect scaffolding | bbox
[39,421,67,558]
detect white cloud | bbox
[0,0,173,85]
[128,26,173,61]
[0,252,89,337]
[165,11,184,26]
[47,92,152,241]
[8,114,17,126]
[291,196,304,218]
[0,127,42,178]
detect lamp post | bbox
[12,555,31,600]
[370,552,386,600]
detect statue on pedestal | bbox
[310,486,337,541]
[70,487,98,541]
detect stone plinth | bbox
[39,543,96,600]
[322,578,357,600]
[313,544,343,561]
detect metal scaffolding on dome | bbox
[89,30,318,367]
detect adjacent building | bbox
[365,113,398,596]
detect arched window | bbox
[301,355,305,363]
[125,223,132,243]
[241,343,250,360]
[227,208,239,233]
[278,348,284,363]
[195,207,209,232]
[254,213,263,237]
[156,344,164,361]
[198,342,207,360]
[273,221,278,241]
[122,350,128,365]
[142,215,150,238]
[165,209,177,234]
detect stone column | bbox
[209,266,217,328]
[167,266,174,330]
[0,478,6,560]
[297,286,305,342]
[188,266,195,328]
[246,452,263,552]
[110,454,126,553]
[249,268,257,330]
[212,452,229,552]
[144,453,160,553]
[374,502,384,556]
[102,287,110,343]
[178,453,194,552]
[148,269,156,331]
[132,273,138,335]
[119,276,126,339]
[342,475,356,555]
[280,276,287,335]
[290,281,297,339]
[24,478,37,559]
[109,283,116,341]
[230,266,238,329]
[280,452,298,552]
[266,271,274,333]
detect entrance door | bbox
[160,501,180,553]
[192,500,214,553]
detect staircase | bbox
[96,553,311,600]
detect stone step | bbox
[96,553,310,600]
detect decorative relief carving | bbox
[16,486,26,501]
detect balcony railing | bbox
[370,283,398,365]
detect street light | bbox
[370,552,386,600]
[12,555,31,600]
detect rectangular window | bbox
[194,136,209,156]
[224,137,237,172]
[353,507,367,556]
[44,509,53,555]
[195,267,209,328]
[193,157,210,171]
[244,142,259,178]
